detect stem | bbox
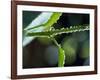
[50,36,65,67]
[27,25,89,37]
[50,36,60,48]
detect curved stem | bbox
[50,36,65,67]
[50,36,60,48]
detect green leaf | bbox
[26,12,62,31]
[58,46,65,67]
[23,12,53,46]
[23,12,62,46]
[44,12,62,30]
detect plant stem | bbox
[50,36,60,48]
[27,25,89,37]
[50,36,65,67]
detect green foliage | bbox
[24,12,90,67]
[23,12,53,46]
[26,12,62,31]
[43,12,62,30]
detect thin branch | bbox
[26,25,89,37]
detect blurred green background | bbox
[23,11,90,68]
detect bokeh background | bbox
[22,11,90,69]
